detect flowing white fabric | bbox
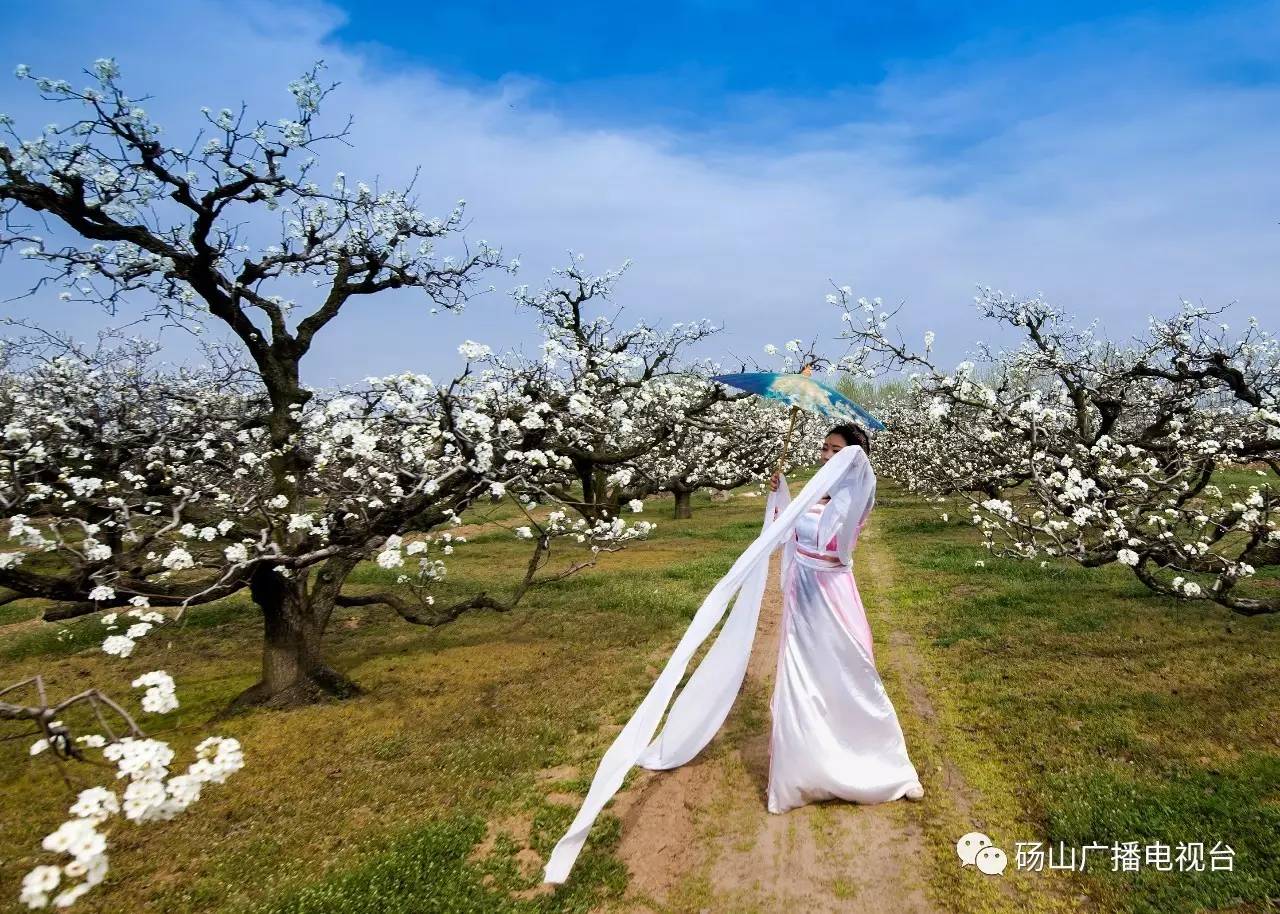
[766,473,921,813]
[542,445,918,884]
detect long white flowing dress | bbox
[542,445,922,885]
[767,469,922,813]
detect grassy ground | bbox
[0,491,768,914]
[873,486,1280,914]
[2,480,1278,914]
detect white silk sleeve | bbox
[772,473,792,517]
[540,446,864,885]
[815,447,876,563]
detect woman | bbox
[766,423,924,813]
[543,424,921,885]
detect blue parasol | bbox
[713,369,884,473]
[712,371,885,431]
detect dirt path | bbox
[597,529,950,914]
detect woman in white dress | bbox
[765,423,924,813]
[543,424,923,885]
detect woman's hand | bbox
[770,472,781,492]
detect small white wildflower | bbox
[101,635,136,658]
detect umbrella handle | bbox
[773,405,801,477]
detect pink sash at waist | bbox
[792,543,848,570]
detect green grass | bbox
[1208,463,1278,493]
[1045,754,1280,914]
[2,479,1277,914]
[0,598,42,627]
[0,488,765,914]
[249,813,626,914]
[873,488,1280,914]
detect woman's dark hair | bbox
[828,423,871,454]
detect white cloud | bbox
[1,1,1277,385]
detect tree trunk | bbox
[673,489,693,519]
[221,562,361,715]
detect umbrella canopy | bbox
[712,371,885,431]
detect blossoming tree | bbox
[3,564,244,909]
[837,287,1280,616]
[0,60,645,708]
[474,259,732,522]
[631,394,827,517]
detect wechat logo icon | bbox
[957,832,1008,876]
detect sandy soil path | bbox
[596,531,946,914]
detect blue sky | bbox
[2,1,1278,384]
[332,2,1227,116]
[329,0,1278,144]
